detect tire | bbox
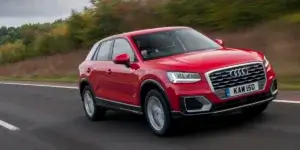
[82,86,106,121]
[144,89,173,136]
[241,103,269,117]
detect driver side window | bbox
[112,39,136,62]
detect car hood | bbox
[144,48,263,73]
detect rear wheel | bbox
[241,103,269,117]
[82,86,106,121]
[144,89,173,136]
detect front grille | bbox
[207,62,266,99]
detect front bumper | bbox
[163,61,278,118]
[171,90,277,118]
[165,64,278,118]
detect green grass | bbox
[279,83,300,90]
[277,75,300,90]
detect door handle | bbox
[87,68,91,73]
[107,69,112,75]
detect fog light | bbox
[183,96,212,113]
[271,79,278,95]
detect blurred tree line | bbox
[0,0,300,64]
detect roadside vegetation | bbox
[0,0,300,89]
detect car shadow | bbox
[93,110,273,137]
[171,113,268,137]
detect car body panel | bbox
[105,61,140,105]
[79,60,111,99]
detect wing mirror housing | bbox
[113,53,130,67]
[215,39,224,47]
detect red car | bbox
[78,26,278,136]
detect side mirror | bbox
[215,39,224,47]
[113,53,130,66]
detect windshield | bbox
[131,28,222,60]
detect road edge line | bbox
[273,100,300,104]
[0,120,20,131]
[1,82,300,104]
[0,82,77,89]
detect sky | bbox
[0,0,92,27]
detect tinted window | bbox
[95,40,113,61]
[131,28,222,60]
[112,39,136,62]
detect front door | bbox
[106,38,140,105]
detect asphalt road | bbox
[0,83,300,150]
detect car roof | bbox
[121,26,189,37]
[101,26,190,41]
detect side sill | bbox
[95,97,143,115]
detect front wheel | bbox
[82,86,106,121]
[144,89,173,136]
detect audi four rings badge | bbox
[229,68,249,77]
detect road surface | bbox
[0,82,300,150]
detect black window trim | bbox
[86,41,101,61]
[91,42,102,60]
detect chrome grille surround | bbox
[205,62,267,100]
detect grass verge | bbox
[277,76,300,90]
[279,83,300,91]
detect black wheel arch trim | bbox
[79,78,91,88]
[140,79,172,110]
[80,78,90,84]
[79,78,92,99]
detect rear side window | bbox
[86,41,101,60]
[112,39,136,62]
[95,40,113,61]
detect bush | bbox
[0,40,26,64]
[281,13,300,24]
[158,0,300,30]
[31,23,74,55]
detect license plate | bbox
[226,82,259,97]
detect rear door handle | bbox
[87,68,91,73]
[107,69,112,75]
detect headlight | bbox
[263,56,269,68]
[166,72,201,83]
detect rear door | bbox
[90,40,114,99]
[106,38,140,105]
[79,41,101,83]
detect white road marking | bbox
[0,82,300,104]
[273,100,300,104]
[0,82,78,89]
[0,120,20,131]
